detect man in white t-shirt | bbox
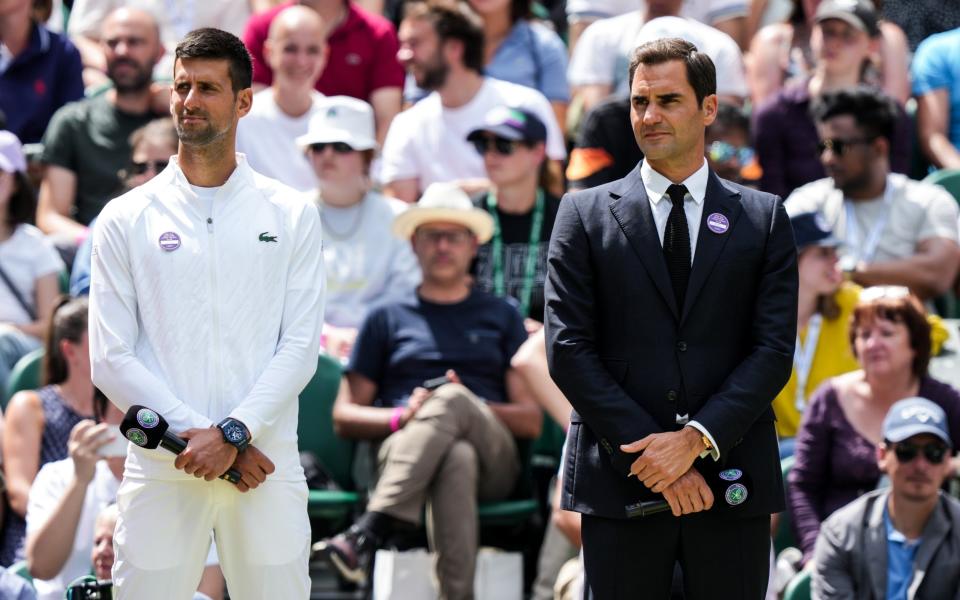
[785,87,960,300]
[566,0,749,53]
[381,0,565,203]
[236,6,328,192]
[568,0,748,112]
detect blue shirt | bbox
[347,289,527,408]
[912,27,960,150]
[404,20,569,104]
[885,505,922,600]
[70,217,96,296]
[0,23,83,144]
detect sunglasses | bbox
[891,441,949,465]
[707,141,754,165]
[309,142,355,154]
[471,136,523,156]
[129,160,168,175]
[415,228,473,245]
[816,137,874,156]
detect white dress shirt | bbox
[639,158,720,460]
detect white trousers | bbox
[112,477,311,600]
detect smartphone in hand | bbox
[97,425,128,457]
[422,375,451,391]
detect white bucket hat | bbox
[392,182,494,243]
[296,96,377,151]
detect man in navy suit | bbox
[544,38,798,599]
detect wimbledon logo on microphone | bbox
[125,428,148,447]
[137,408,160,429]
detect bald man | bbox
[236,6,329,191]
[37,7,166,240]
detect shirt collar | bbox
[641,158,709,206]
[884,504,921,547]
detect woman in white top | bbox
[0,131,62,395]
[299,96,421,361]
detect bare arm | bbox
[486,368,542,440]
[851,238,960,299]
[12,273,59,339]
[917,90,960,169]
[713,15,748,52]
[331,372,393,439]
[550,101,568,138]
[37,165,86,238]
[383,179,420,203]
[879,22,910,105]
[370,87,402,147]
[746,24,788,108]
[511,328,572,429]
[573,84,613,114]
[2,393,45,517]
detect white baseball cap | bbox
[296,96,377,151]
[0,130,26,173]
[392,182,494,243]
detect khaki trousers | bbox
[368,383,520,600]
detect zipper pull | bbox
[206,217,213,233]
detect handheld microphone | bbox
[120,405,242,485]
[625,468,751,518]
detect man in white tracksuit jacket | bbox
[88,28,324,599]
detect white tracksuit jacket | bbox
[89,155,325,482]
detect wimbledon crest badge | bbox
[137,408,159,429]
[125,428,148,447]
[724,483,748,506]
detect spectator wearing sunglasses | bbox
[813,397,960,599]
[236,7,329,193]
[704,103,759,187]
[752,0,912,200]
[785,87,960,300]
[788,288,960,563]
[70,118,178,297]
[466,107,559,328]
[298,96,420,361]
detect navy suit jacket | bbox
[544,163,798,520]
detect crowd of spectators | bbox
[3,0,960,598]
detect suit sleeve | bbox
[689,197,797,456]
[545,194,664,477]
[812,514,858,599]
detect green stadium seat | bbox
[6,560,32,585]
[3,348,44,410]
[783,569,812,600]
[297,353,360,519]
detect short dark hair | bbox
[174,28,252,92]
[5,172,37,228]
[42,296,89,386]
[404,0,485,74]
[810,86,897,143]
[708,103,750,136]
[627,38,716,106]
[850,292,932,378]
[509,0,533,22]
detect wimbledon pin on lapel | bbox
[158,232,181,251]
[706,213,729,234]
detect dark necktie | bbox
[663,183,691,309]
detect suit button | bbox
[676,341,687,352]
[666,390,678,402]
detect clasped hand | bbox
[620,429,702,493]
[174,427,275,492]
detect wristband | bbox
[389,407,404,433]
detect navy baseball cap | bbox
[466,107,547,144]
[883,397,952,448]
[791,212,840,249]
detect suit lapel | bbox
[681,171,743,323]
[909,494,951,599]
[608,165,680,321]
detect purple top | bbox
[752,82,913,199]
[787,375,960,559]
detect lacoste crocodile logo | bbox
[258,232,278,243]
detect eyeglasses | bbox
[816,137,874,156]
[707,141,754,165]
[471,136,523,156]
[891,441,950,465]
[309,142,355,154]
[129,160,168,175]
[415,228,473,245]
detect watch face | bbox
[224,422,246,443]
